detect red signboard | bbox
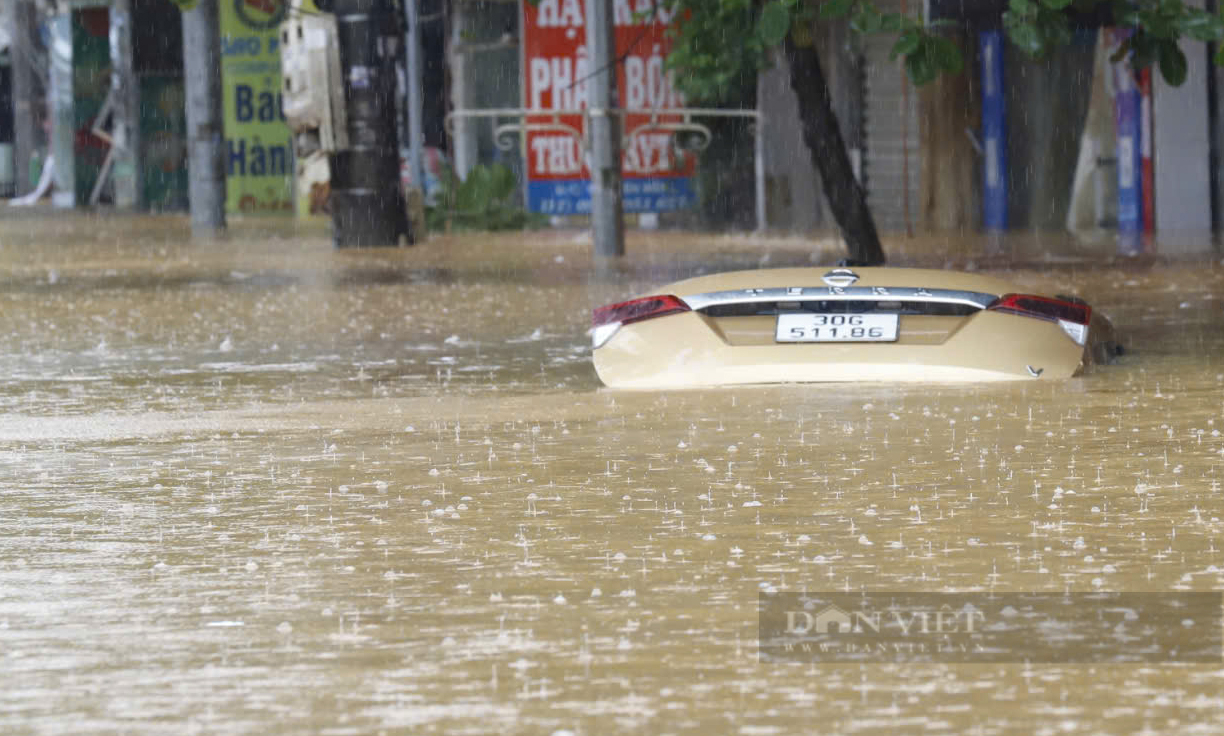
[521,0,697,214]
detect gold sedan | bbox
[591,267,1121,389]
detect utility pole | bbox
[182,0,226,234]
[330,0,410,247]
[1209,0,1222,234]
[48,12,74,207]
[109,0,141,209]
[585,0,624,258]
[8,0,39,197]
[404,0,425,203]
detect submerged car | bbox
[591,267,1120,388]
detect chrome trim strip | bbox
[680,286,998,312]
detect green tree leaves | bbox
[1158,37,1188,85]
[758,2,792,45]
[903,33,964,85]
[825,1,964,85]
[664,0,764,102]
[819,0,855,19]
[666,0,1224,99]
[1002,0,1073,57]
[1004,0,1224,87]
[429,164,546,232]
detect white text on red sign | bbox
[529,48,683,111]
[530,132,677,176]
[533,0,676,28]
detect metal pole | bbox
[754,112,766,232]
[48,13,74,208]
[900,0,912,238]
[0,64,9,198]
[331,0,410,247]
[448,4,473,179]
[585,0,623,258]
[182,0,226,234]
[1208,0,1221,235]
[405,0,425,199]
[8,0,39,196]
[109,0,141,209]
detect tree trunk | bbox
[784,31,885,266]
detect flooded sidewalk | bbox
[2,213,1224,733]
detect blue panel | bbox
[527,180,592,215]
[527,177,695,215]
[979,30,1008,231]
[1114,79,1143,236]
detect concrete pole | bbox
[109,0,141,209]
[585,0,623,258]
[1208,0,1222,233]
[8,0,39,196]
[182,0,226,234]
[48,13,75,208]
[405,0,425,198]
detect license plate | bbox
[775,312,899,342]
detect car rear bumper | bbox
[593,310,1087,389]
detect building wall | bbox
[862,29,921,234]
[756,19,863,233]
[1153,7,1212,234]
[757,7,952,236]
[757,47,823,232]
[862,8,1098,234]
[762,4,1217,238]
[1003,32,1096,230]
[449,0,520,178]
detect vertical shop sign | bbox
[221,0,292,213]
[521,0,696,214]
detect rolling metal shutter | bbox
[861,3,921,234]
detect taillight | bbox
[591,295,690,348]
[988,293,1092,346]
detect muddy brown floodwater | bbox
[1,212,1224,734]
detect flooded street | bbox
[3,212,1224,734]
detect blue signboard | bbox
[527,177,696,215]
[1110,29,1143,241]
[979,29,1007,231]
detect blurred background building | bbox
[1,0,1220,242]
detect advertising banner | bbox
[1108,27,1142,244]
[521,0,696,214]
[221,0,292,214]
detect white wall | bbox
[757,48,822,232]
[1153,1,1212,233]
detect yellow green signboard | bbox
[220,0,292,214]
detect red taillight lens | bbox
[592,295,690,328]
[988,293,1091,325]
[591,295,690,349]
[988,293,1092,346]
